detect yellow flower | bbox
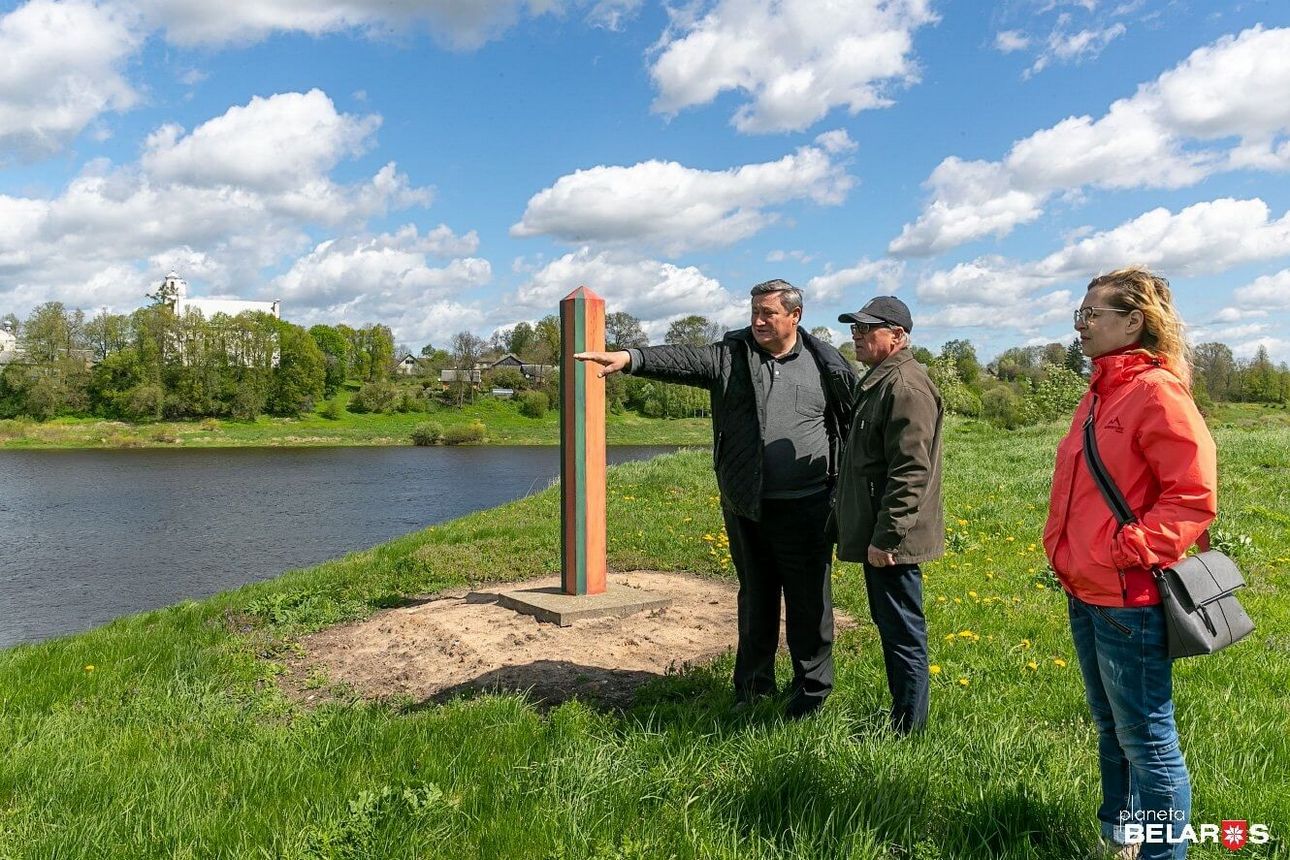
[929,664,942,675]
[1035,583,1046,590]
[937,596,947,604]
[957,677,970,687]
[985,572,995,580]
[1019,639,1032,650]
[1027,544,1037,552]
[1052,658,1068,668]
[957,519,968,526]
[953,597,962,604]
[968,590,979,599]
[1025,661,1038,671]
[944,633,957,642]
[84,664,95,672]
[1006,536,1016,542]
[958,629,974,638]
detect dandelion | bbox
[985,572,995,580]
[944,633,957,642]
[1025,661,1039,671]
[1019,639,1032,650]
[958,629,974,638]
[937,596,947,604]
[1035,583,1046,590]
[1053,658,1068,668]
[1006,536,1016,542]
[957,519,968,526]
[958,677,970,687]
[84,664,95,673]
[968,591,979,599]
[1027,544,1037,552]
[953,597,962,604]
[929,664,942,675]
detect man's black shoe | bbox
[784,694,825,720]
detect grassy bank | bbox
[0,417,1286,859]
[0,397,712,449]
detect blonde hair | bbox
[1086,266,1192,386]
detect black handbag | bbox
[1080,396,1255,658]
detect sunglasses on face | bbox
[849,322,892,335]
[1073,306,1131,325]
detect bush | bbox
[349,380,399,414]
[396,391,426,413]
[442,420,485,445]
[927,357,982,418]
[1028,366,1086,422]
[410,422,443,446]
[518,390,549,418]
[982,385,1029,430]
[319,398,343,420]
[122,383,164,422]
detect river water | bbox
[0,445,676,648]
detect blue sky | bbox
[2,0,1288,362]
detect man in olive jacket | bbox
[575,280,857,718]
[835,295,944,733]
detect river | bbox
[0,445,676,648]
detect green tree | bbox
[1193,341,1237,402]
[20,302,84,364]
[940,339,981,387]
[83,310,130,361]
[269,322,325,416]
[309,324,351,397]
[450,331,486,406]
[1064,338,1088,376]
[809,326,834,345]
[1241,345,1281,403]
[505,321,538,358]
[665,315,723,347]
[927,357,981,417]
[605,312,648,350]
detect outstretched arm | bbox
[574,350,631,377]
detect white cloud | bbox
[512,132,854,254]
[511,247,745,340]
[648,0,938,133]
[892,26,1290,256]
[0,90,438,332]
[806,259,904,302]
[1233,268,1290,310]
[1025,21,1126,77]
[913,198,1290,331]
[142,90,381,193]
[129,0,638,49]
[994,30,1030,52]
[1231,336,1290,363]
[271,228,491,344]
[0,0,140,157]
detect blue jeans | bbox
[1068,595,1191,860]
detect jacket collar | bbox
[858,347,914,392]
[1089,348,1176,396]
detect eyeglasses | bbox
[849,322,891,335]
[1073,306,1131,325]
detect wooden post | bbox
[560,286,607,595]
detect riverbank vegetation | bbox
[1,416,1285,858]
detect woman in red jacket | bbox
[1044,268,1217,860]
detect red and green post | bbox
[560,286,607,596]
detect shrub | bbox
[442,420,485,445]
[982,385,1029,430]
[410,422,443,446]
[1028,365,1086,422]
[349,380,399,414]
[927,357,981,418]
[396,392,425,413]
[319,398,343,420]
[122,383,164,422]
[518,390,549,418]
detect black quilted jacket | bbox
[629,327,858,521]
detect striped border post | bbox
[560,286,607,596]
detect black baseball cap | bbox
[838,296,913,332]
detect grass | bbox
[0,416,1286,858]
[0,395,713,449]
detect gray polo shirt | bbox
[755,336,829,499]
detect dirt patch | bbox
[284,571,853,710]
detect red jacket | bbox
[1044,350,1217,606]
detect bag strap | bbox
[1081,395,1214,556]
[1081,395,1137,527]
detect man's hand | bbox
[573,350,631,377]
[867,545,897,568]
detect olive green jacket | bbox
[834,348,945,565]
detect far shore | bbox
[0,400,713,450]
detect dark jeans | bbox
[1068,595,1190,859]
[863,562,929,733]
[722,489,835,704]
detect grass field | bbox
[0,396,713,449]
[0,414,1286,859]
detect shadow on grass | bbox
[401,659,665,713]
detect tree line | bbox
[0,301,395,421]
[3,301,1287,425]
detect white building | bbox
[0,320,18,364]
[155,271,280,320]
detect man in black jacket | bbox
[575,280,857,718]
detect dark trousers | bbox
[863,562,929,733]
[722,489,835,703]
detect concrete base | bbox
[496,583,673,626]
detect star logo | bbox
[1221,820,1248,851]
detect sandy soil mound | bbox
[284,571,851,710]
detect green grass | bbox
[1,417,1286,859]
[0,396,712,449]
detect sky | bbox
[1,0,1288,362]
